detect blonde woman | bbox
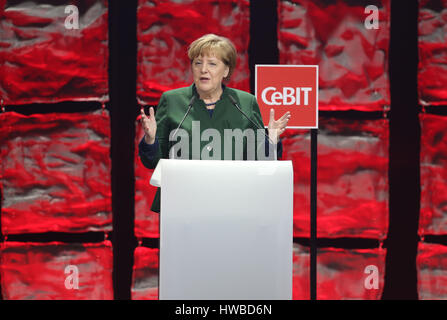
[139,34,290,213]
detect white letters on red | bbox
[261,87,312,106]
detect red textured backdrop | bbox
[0,0,109,105]
[130,244,384,300]
[417,242,447,300]
[418,0,447,106]
[0,110,112,235]
[292,243,310,299]
[419,113,447,236]
[136,0,250,106]
[134,117,159,238]
[0,241,113,300]
[278,0,390,111]
[317,246,385,300]
[0,0,436,301]
[131,246,159,300]
[282,119,389,239]
[293,244,386,300]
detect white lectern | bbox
[150,159,293,300]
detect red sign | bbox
[255,65,319,128]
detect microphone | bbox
[169,95,196,159]
[171,95,197,140]
[228,94,275,146]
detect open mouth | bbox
[200,77,210,81]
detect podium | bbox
[150,159,293,300]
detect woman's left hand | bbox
[268,109,291,144]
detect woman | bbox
[139,34,291,213]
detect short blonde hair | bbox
[188,34,237,81]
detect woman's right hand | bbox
[140,107,157,144]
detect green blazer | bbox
[139,84,274,213]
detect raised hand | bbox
[268,108,291,145]
[140,107,157,145]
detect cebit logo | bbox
[261,87,313,106]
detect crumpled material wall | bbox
[278,0,390,111]
[0,0,109,105]
[136,0,250,106]
[134,117,159,238]
[418,0,447,106]
[130,243,384,300]
[293,243,310,299]
[0,110,112,234]
[131,246,158,300]
[0,241,113,300]
[417,242,447,299]
[282,119,389,238]
[317,246,386,300]
[293,244,385,300]
[419,113,447,235]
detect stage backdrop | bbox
[282,118,389,239]
[418,0,447,106]
[0,0,113,300]
[419,113,447,236]
[0,241,113,300]
[417,242,447,300]
[1,0,447,300]
[0,0,109,105]
[278,0,391,111]
[417,0,447,300]
[0,110,112,235]
[136,0,250,106]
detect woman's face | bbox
[192,52,229,98]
